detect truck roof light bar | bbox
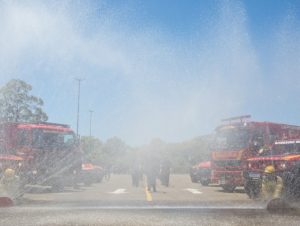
[221,115,251,123]
[37,122,70,128]
[15,122,70,128]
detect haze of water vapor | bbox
[0,1,299,145]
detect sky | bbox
[0,0,300,145]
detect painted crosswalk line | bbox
[109,188,127,194]
[184,188,202,194]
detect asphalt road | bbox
[1,174,300,225]
[21,174,256,207]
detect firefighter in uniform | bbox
[261,165,283,201]
[160,160,171,187]
[0,168,21,200]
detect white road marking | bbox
[184,188,202,194]
[109,188,127,194]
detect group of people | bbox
[131,159,171,192]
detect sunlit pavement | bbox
[21,174,259,208]
[1,175,300,225]
[2,207,300,226]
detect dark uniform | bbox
[131,163,141,187]
[146,170,157,192]
[145,162,159,192]
[160,160,171,187]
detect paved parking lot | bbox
[2,175,300,225]
[22,174,259,208]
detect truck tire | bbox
[191,176,198,183]
[244,180,261,199]
[221,184,236,192]
[51,181,64,192]
[96,175,104,183]
[200,179,209,186]
[84,178,93,186]
[283,168,300,200]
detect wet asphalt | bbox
[1,174,300,225]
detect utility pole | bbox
[89,110,93,137]
[75,78,83,136]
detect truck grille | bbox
[214,160,241,169]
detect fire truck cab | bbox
[211,115,300,192]
[245,139,300,199]
[0,122,81,192]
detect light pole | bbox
[75,78,83,136]
[89,110,94,156]
[89,110,93,137]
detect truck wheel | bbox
[50,178,65,192]
[244,181,260,199]
[96,175,103,183]
[84,178,93,186]
[221,184,236,192]
[191,176,197,183]
[283,167,300,200]
[51,182,64,192]
[200,179,209,186]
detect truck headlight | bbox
[279,162,287,170]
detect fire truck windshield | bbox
[17,128,76,148]
[214,127,249,151]
[32,129,76,148]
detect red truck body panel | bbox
[247,139,300,174]
[0,122,81,185]
[211,118,300,187]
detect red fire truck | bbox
[0,122,82,192]
[190,161,211,186]
[245,139,300,199]
[80,163,105,186]
[211,115,300,192]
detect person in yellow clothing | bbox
[0,168,21,201]
[261,165,283,201]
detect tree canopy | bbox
[0,79,48,122]
[80,135,212,174]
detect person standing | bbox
[261,165,283,201]
[146,169,157,192]
[131,161,141,187]
[145,159,159,192]
[160,160,171,187]
[0,168,21,200]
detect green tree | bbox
[0,79,48,122]
[80,136,103,163]
[102,137,128,156]
[102,137,131,171]
[80,136,133,173]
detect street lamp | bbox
[75,78,84,136]
[89,110,93,137]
